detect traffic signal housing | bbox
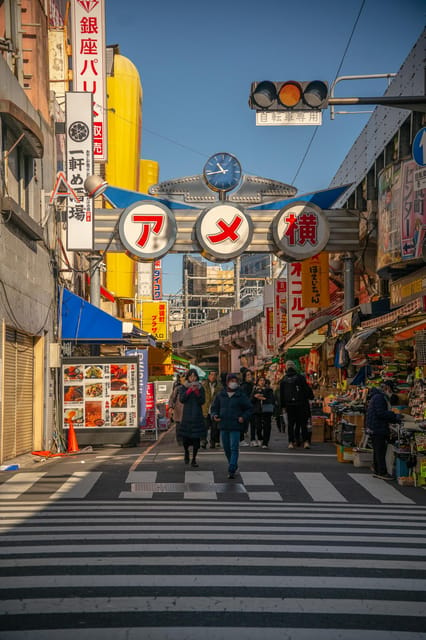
[249,80,329,111]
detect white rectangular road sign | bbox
[256,111,322,126]
[414,167,426,191]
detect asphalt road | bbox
[0,425,425,638]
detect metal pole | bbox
[89,255,101,308]
[183,255,189,329]
[234,256,240,309]
[343,254,355,311]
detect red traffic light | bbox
[249,80,329,111]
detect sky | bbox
[106,0,425,296]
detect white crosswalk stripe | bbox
[0,469,422,503]
[0,501,425,638]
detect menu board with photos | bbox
[62,358,138,429]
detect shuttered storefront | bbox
[2,327,34,459]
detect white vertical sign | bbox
[71,0,107,161]
[274,279,287,341]
[287,262,307,332]
[66,91,94,250]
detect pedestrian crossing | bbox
[0,501,425,638]
[0,469,423,503]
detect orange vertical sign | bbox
[301,253,330,308]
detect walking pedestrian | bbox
[210,373,252,479]
[366,380,402,480]
[202,370,220,448]
[280,361,314,449]
[168,374,186,445]
[240,369,255,446]
[179,369,206,467]
[251,375,275,448]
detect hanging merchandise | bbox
[415,331,426,366]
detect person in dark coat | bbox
[280,360,314,449]
[366,381,402,480]
[251,375,275,448]
[240,369,255,446]
[179,369,206,467]
[211,373,252,479]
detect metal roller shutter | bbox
[2,327,34,459]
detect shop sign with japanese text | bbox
[390,266,426,308]
[272,202,330,262]
[274,279,287,341]
[301,252,330,308]
[66,91,94,250]
[119,201,177,261]
[195,204,253,262]
[71,0,107,161]
[287,262,308,332]
[266,306,274,351]
[141,301,168,341]
[153,260,163,300]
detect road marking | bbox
[2,595,425,616]
[349,474,414,504]
[0,473,46,499]
[1,574,425,590]
[295,472,347,502]
[248,492,282,501]
[241,472,274,485]
[49,472,102,499]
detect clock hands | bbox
[206,168,229,176]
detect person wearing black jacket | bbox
[366,381,402,480]
[179,369,206,467]
[280,361,314,449]
[251,375,275,448]
[240,369,255,446]
[211,373,252,479]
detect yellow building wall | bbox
[139,159,159,194]
[105,54,142,299]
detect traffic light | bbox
[249,80,329,111]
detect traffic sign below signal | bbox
[249,80,329,111]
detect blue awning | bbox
[60,288,126,342]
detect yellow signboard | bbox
[301,253,330,308]
[142,301,168,341]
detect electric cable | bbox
[291,0,366,186]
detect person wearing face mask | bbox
[210,373,253,479]
[179,369,206,467]
[366,380,402,480]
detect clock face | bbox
[203,153,242,192]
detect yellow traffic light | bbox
[249,80,329,111]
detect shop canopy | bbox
[60,288,154,344]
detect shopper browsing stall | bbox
[366,381,402,480]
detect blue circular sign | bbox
[412,127,426,166]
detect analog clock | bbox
[203,152,242,193]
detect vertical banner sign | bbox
[142,301,168,341]
[301,253,330,308]
[401,160,425,261]
[274,279,287,341]
[137,263,153,299]
[153,260,163,300]
[144,382,156,430]
[66,91,94,250]
[266,306,274,351]
[126,349,148,427]
[287,262,307,332]
[71,0,107,161]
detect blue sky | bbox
[106,0,425,295]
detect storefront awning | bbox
[60,288,154,343]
